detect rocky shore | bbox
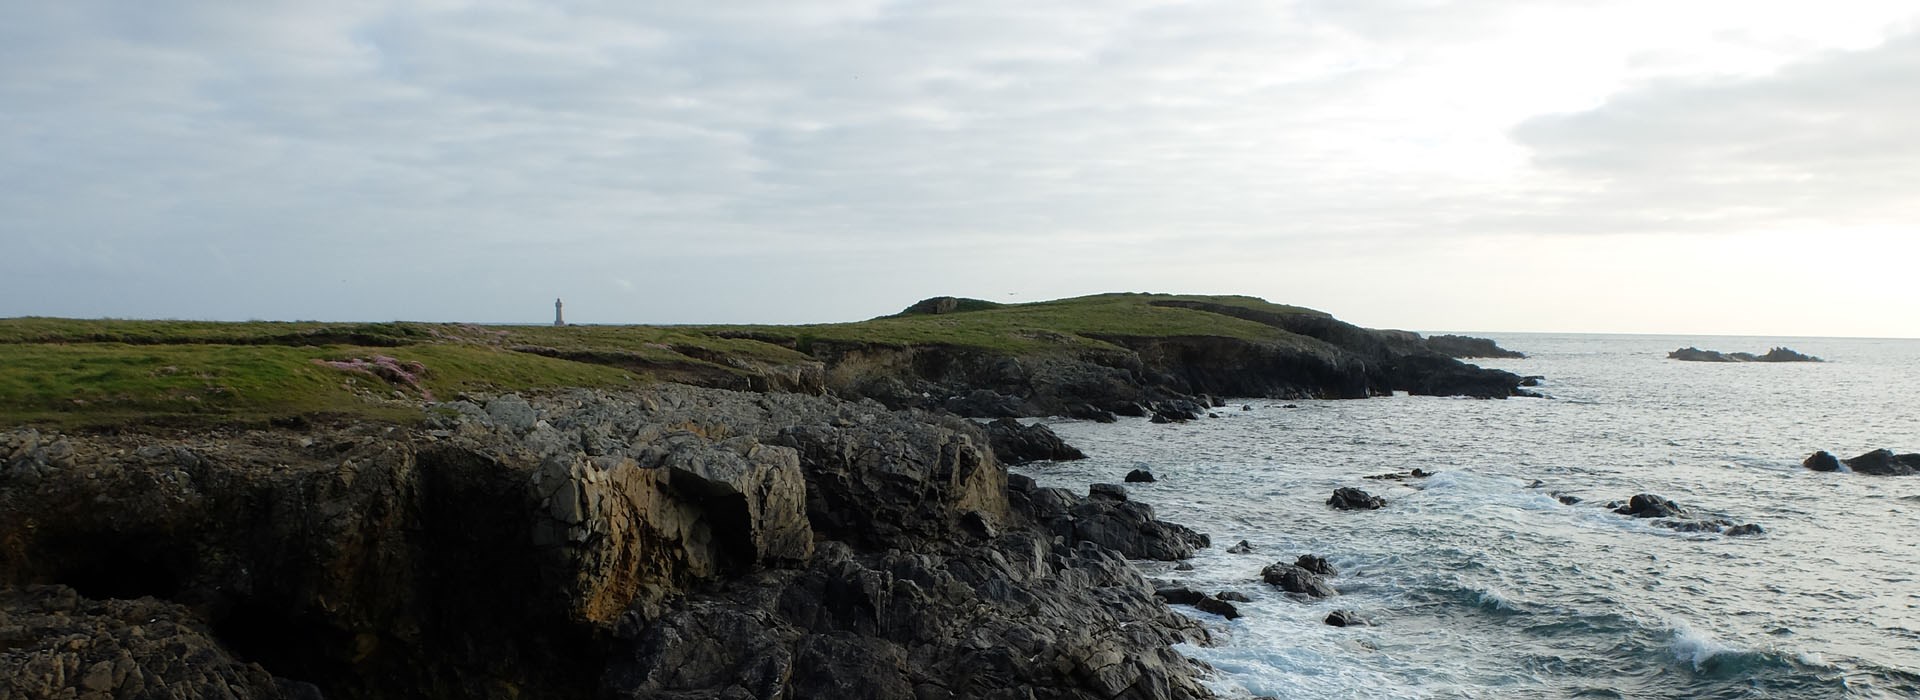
[1667,346,1822,363]
[1,388,1217,699]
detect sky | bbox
[2,1,1917,336]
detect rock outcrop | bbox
[1423,334,1525,359]
[1607,493,1764,536]
[1328,487,1386,511]
[1668,347,1823,363]
[1260,562,1337,598]
[0,387,1215,700]
[1805,449,1920,476]
[982,417,1088,465]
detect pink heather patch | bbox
[315,355,434,400]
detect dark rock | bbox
[1804,451,1843,472]
[1554,493,1581,505]
[1424,334,1525,359]
[1669,346,1822,363]
[1148,400,1206,423]
[1260,563,1337,598]
[1328,487,1386,511]
[1113,403,1149,418]
[0,585,293,699]
[942,389,1026,418]
[1193,597,1241,620]
[1150,413,1173,424]
[1125,468,1157,483]
[1154,586,1208,605]
[1016,484,1209,561]
[1723,523,1766,536]
[1215,590,1252,603]
[1225,540,1255,555]
[1294,554,1336,576]
[1241,404,1252,411]
[1365,468,1433,481]
[897,295,998,316]
[1066,403,1118,423]
[1088,483,1128,502]
[1174,562,1195,571]
[1613,493,1687,518]
[1324,610,1369,627]
[1842,449,1920,476]
[982,418,1087,465]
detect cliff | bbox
[1,387,1213,699]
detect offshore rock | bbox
[1294,554,1337,576]
[1324,610,1369,627]
[1126,468,1157,483]
[982,417,1088,465]
[1423,334,1525,359]
[1669,347,1823,363]
[1327,487,1386,511]
[1613,493,1687,518]
[1841,449,1920,476]
[1260,563,1337,598]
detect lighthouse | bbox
[554,298,565,327]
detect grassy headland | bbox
[0,293,1423,427]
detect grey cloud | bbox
[1509,30,1920,232]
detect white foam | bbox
[1668,620,1740,670]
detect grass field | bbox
[0,294,1329,426]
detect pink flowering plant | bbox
[314,355,433,400]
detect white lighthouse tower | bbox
[554,298,565,327]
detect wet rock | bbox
[982,418,1087,465]
[1328,487,1386,511]
[1613,493,1687,518]
[1723,523,1766,537]
[1226,540,1255,555]
[1841,449,1920,476]
[1125,468,1157,483]
[1260,563,1336,598]
[1294,554,1336,576]
[1364,468,1433,481]
[1154,587,1208,605]
[1194,597,1240,620]
[1089,483,1128,502]
[1554,493,1582,505]
[1324,610,1369,627]
[1066,403,1118,423]
[1215,590,1252,603]
[1803,451,1843,472]
[941,389,1026,418]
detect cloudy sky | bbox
[3,1,1917,336]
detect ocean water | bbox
[1026,333,1920,699]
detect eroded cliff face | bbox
[0,387,1212,700]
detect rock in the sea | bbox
[982,417,1087,465]
[1226,540,1255,554]
[1723,523,1766,537]
[1066,403,1119,423]
[1294,554,1337,576]
[1260,562,1337,598]
[1554,493,1582,505]
[1613,493,1687,518]
[1125,468,1157,483]
[1154,586,1208,605]
[1324,610,1369,627]
[1364,468,1433,481]
[1216,590,1252,603]
[1804,451,1843,472]
[1841,449,1920,476]
[1328,487,1386,511]
[1669,346,1823,363]
[1194,597,1241,619]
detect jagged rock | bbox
[1225,540,1255,555]
[1089,483,1129,502]
[1193,597,1240,620]
[1723,523,1766,537]
[1149,400,1207,423]
[1125,469,1157,483]
[1327,487,1386,510]
[982,418,1087,465]
[0,387,1214,700]
[1260,563,1336,598]
[1154,587,1208,605]
[1067,403,1119,423]
[1215,591,1251,603]
[1842,449,1920,476]
[1804,451,1843,472]
[1324,610,1369,627]
[1294,554,1336,576]
[1613,493,1687,518]
[1424,334,1525,359]
[943,390,1026,418]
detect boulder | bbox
[1842,449,1920,476]
[1215,590,1252,603]
[1260,563,1337,598]
[1153,587,1208,605]
[1066,403,1118,423]
[1125,468,1157,483]
[1225,540,1255,555]
[1364,468,1433,481]
[1803,451,1843,472]
[1613,493,1687,518]
[982,418,1087,465]
[1294,554,1336,576]
[1328,487,1386,511]
[1324,610,1369,627]
[1723,523,1766,537]
[1194,597,1241,620]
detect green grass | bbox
[0,293,1335,427]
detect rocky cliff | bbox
[0,387,1214,700]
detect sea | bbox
[1023,333,1920,699]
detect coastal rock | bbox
[1841,449,1920,476]
[943,389,1026,418]
[1723,523,1767,537]
[981,417,1087,465]
[1803,451,1843,472]
[1126,468,1157,483]
[0,387,1216,700]
[1193,597,1241,620]
[1328,487,1386,511]
[1260,563,1337,598]
[1067,403,1119,423]
[1423,334,1525,359]
[1226,540,1255,555]
[1668,347,1823,363]
[1215,591,1252,603]
[1324,610,1369,627]
[1294,554,1337,576]
[1613,493,1687,518]
[1364,468,1433,481]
